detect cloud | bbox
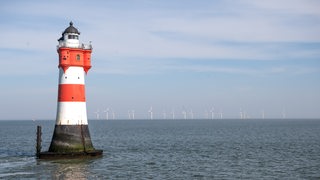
[0,0,319,76]
[243,0,320,16]
[83,0,320,65]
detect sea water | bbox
[0,119,319,179]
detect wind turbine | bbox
[219,109,223,119]
[210,107,214,119]
[182,110,187,120]
[163,110,167,119]
[282,108,286,119]
[148,106,153,120]
[132,110,135,120]
[104,108,109,120]
[112,109,115,120]
[128,110,131,119]
[204,109,209,119]
[240,108,243,119]
[189,109,194,119]
[262,109,265,119]
[94,109,100,120]
[171,109,175,120]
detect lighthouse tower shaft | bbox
[48,22,96,153]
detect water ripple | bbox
[0,119,320,179]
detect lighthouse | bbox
[39,22,102,158]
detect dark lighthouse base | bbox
[37,150,103,159]
[36,125,103,159]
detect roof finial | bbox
[70,21,73,26]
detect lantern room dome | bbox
[63,22,80,35]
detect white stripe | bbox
[59,67,85,85]
[56,102,88,125]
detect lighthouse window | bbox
[68,35,79,39]
[76,54,80,61]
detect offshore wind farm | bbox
[90,106,287,120]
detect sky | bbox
[0,0,320,120]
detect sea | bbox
[0,119,319,179]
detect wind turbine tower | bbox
[163,110,167,119]
[282,109,286,119]
[189,109,194,119]
[149,106,153,120]
[182,110,187,120]
[132,110,135,120]
[95,109,100,120]
[128,110,131,119]
[112,109,115,120]
[210,107,215,119]
[104,108,109,120]
[204,110,209,119]
[171,109,175,120]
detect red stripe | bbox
[58,84,85,102]
[58,48,92,73]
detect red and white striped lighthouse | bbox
[47,22,101,154]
